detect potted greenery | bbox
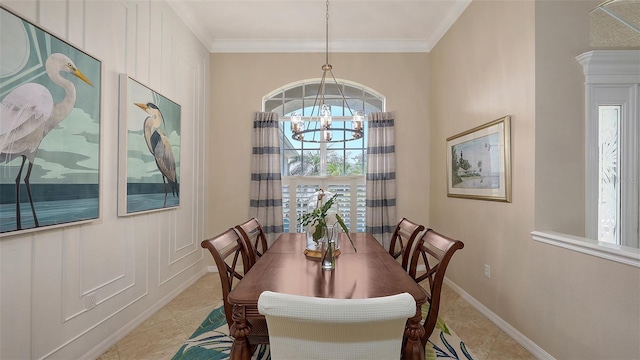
[299,190,357,253]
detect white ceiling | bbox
[166,0,471,53]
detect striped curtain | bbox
[250,112,284,245]
[365,112,397,250]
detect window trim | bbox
[535,50,640,266]
[531,231,640,268]
[266,79,385,234]
[262,78,386,112]
[265,78,384,177]
[580,51,640,248]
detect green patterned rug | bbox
[173,303,475,360]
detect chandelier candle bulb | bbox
[320,104,332,129]
[323,129,332,142]
[291,112,302,132]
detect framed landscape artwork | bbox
[0,6,102,236]
[446,115,511,202]
[118,74,181,216]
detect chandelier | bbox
[290,0,365,143]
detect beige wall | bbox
[431,1,639,359]
[208,53,430,237]
[534,1,640,358]
[430,0,538,351]
[534,0,594,235]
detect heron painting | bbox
[0,6,102,235]
[118,75,180,215]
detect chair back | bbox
[200,228,251,326]
[408,229,464,346]
[389,218,425,271]
[235,217,269,268]
[258,291,416,360]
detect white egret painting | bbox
[446,116,511,202]
[118,75,180,215]
[0,6,102,235]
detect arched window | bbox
[263,79,385,233]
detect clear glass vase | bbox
[321,239,335,270]
[321,223,338,270]
[306,227,321,251]
[306,224,339,251]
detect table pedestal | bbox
[229,305,252,360]
[402,309,426,360]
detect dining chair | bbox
[258,291,416,360]
[235,217,269,269]
[408,228,464,346]
[200,228,269,346]
[389,217,425,271]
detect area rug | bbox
[172,303,475,360]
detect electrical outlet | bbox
[484,264,491,278]
[86,293,97,310]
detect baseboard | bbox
[443,278,554,360]
[81,267,209,360]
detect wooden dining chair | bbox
[408,228,464,346]
[389,218,425,271]
[235,217,269,268]
[200,229,269,346]
[258,291,415,359]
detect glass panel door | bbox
[597,105,621,244]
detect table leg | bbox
[229,305,252,360]
[402,310,425,360]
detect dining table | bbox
[227,232,427,360]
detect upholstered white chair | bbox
[257,291,416,360]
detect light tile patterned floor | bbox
[99,272,535,360]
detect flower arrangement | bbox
[299,192,357,252]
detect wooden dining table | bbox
[227,232,427,360]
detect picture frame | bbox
[1,5,102,236]
[118,74,181,216]
[446,115,511,202]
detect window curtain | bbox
[250,112,284,245]
[366,112,397,250]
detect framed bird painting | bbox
[117,75,181,216]
[0,5,102,236]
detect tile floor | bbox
[98,272,535,360]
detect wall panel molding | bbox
[0,1,209,359]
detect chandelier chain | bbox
[326,0,329,66]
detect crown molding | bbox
[210,39,431,53]
[576,50,640,83]
[426,0,470,50]
[168,0,472,54]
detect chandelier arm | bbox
[291,128,363,143]
[311,70,329,118]
[319,71,327,111]
[328,69,355,116]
